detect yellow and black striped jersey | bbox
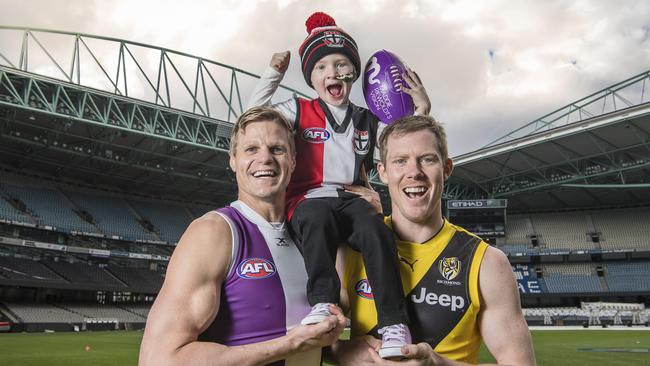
[344,217,489,363]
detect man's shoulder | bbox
[447,221,488,244]
[178,211,231,251]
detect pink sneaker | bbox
[378,323,412,359]
[301,303,333,325]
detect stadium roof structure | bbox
[1,26,649,212]
[447,70,650,212]
[0,26,308,205]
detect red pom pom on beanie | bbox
[305,12,336,34]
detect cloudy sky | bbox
[1,0,649,156]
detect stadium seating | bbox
[107,267,164,292]
[3,302,82,323]
[502,208,650,254]
[118,303,152,318]
[541,263,603,293]
[0,179,215,244]
[2,302,148,323]
[59,303,146,322]
[503,214,532,245]
[0,256,67,283]
[0,195,32,224]
[529,212,595,250]
[592,207,650,250]
[129,200,193,243]
[524,302,648,326]
[1,183,100,234]
[604,262,650,292]
[64,190,160,242]
[43,261,127,288]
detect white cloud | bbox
[1,0,648,156]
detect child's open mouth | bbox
[327,84,343,98]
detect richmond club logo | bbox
[438,257,461,281]
[236,258,276,279]
[302,127,331,143]
[355,279,374,299]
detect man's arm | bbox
[139,214,346,366]
[476,247,536,366]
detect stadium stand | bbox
[107,267,164,293]
[604,261,650,292]
[118,302,152,318]
[540,263,603,293]
[523,302,649,326]
[1,183,100,234]
[0,177,210,245]
[0,194,32,224]
[59,303,146,323]
[64,190,160,242]
[128,200,193,243]
[3,302,82,323]
[592,207,650,250]
[44,261,127,289]
[0,256,67,284]
[500,207,650,254]
[532,212,595,250]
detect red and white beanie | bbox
[298,12,361,88]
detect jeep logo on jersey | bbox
[302,127,331,143]
[355,279,374,299]
[236,258,276,279]
[439,257,461,281]
[411,287,466,312]
[353,129,369,154]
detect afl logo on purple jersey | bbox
[236,258,276,279]
[302,127,331,143]
[355,279,374,299]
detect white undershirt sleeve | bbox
[246,66,298,125]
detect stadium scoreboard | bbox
[446,199,507,238]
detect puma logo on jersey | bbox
[411,287,466,312]
[236,258,276,279]
[399,256,418,272]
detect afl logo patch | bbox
[237,258,276,279]
[355,279,374,299]
[302,127,331,143]
[438,257,461,281]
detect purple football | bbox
[362,50,414,124]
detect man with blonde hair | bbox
[140,107,347,366]
[333,115,536,365]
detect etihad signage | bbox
[447,199,508,209]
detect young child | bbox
[248,12,431,358]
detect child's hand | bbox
[400,67,431,116]
[270,51,291,73]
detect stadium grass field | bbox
[0,329,648,365]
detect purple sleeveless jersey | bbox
[198,201,320,366]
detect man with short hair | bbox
[139,107,347,366]
[333,115,536,365]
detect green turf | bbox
[0,331,141,366]
[0,329,649,365]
